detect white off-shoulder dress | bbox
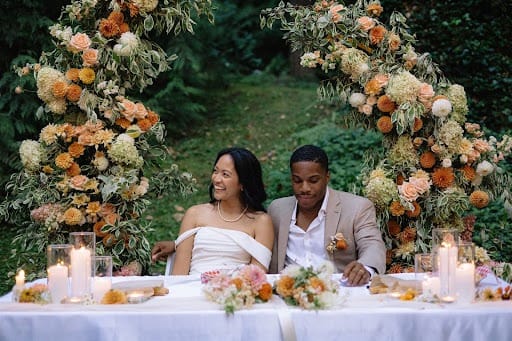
[174,226,271,275]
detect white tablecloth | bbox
[0,274,511,341]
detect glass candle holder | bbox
[47,244,72,303]
[432,229,458,303]
[414,253,432,292]
[69,232,95,301]
[92,255,112,303]
[456,242,475,304]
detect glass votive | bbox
[47,244,72,303]
[414,253,432,291]
[456,242,475,304]
[69,232,95,301]
[92,255,112,303]
[432,228,459,251]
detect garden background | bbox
[0,0,510,295]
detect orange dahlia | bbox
[65,68,80,82]
[405,201,421,218]
[388,263,403,274]
[389,201,405,216]
[68,142,85,158]
[66,84,82,102]
[460,164,476,181]
[147,110,159,125]
[108,11,124,25]
[400,226,417,243]
[52,81,68,98]
[432,167,455,188]
[364,79,382,96]
[469,190,490,209]
[119,22,130,34]
[137,118,152,132]
[275,275,294,297]
[376,115,393,133]
[367,3,383,16]
[99,18,120,38]
[388,220,401,236]
[55,152,74,169]
[66,162,81,176]
[419,151,436,169]
[369,25,387,45]
[258,282,273,301]
[115,117,131,129]
[377,95,396,113]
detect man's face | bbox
[291,161,330,212]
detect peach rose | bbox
[134,102,148,120]
[120,99,137,122]
[357,16,375,31]
[409,177,430,194]
[82,48,99,66]
[69,33,91,53]
[473,139,491,153]
[69,175,89,190]
[388,32,401,51]
[398,181,420,202]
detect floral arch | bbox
[261,0,512,272]
[1,0,213,280]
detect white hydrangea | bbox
[19,140,43,171]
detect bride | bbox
[171,147,274,275]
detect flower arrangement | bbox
[1,0,214,280]
[262,0,512,272]
[274,262,342,309]
[19,284,51,304]
[202,265,273,314]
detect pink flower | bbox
[239,264,267,292]
[69,175,89,190]
[68,33,91,53]
[398,181,420,202]
[82,48,99,66]
[357,16,375,31]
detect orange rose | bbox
[52,81,68,98]
[65,68,80,82]
[82,48,99,67]
[68,33,91,52]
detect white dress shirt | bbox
[285,190,329,268]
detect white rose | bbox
[349,93,366,107]
[432,99,452,117]
[442,158,452,168]
[117,133,135,145]
[476,160,494,176]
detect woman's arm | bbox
[171,205,200,275]
[251,213,275,272]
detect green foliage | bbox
[380,0,512,133]
[265,121,383,201]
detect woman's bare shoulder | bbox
[185,202,215,214]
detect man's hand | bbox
[343,261,370,286]
[151,240,176,263]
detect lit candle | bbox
[92,277,111,303]
[70,247,91,298]
[47,263,69,303]
[15,270,25,287]
[127,291,146,304]
[439,242,457,303]
[456,262,475,304]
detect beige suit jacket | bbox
[267,187,386,274]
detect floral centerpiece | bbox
[1,0,214,282]
[202,265,273,314]
[274,262,342,309]
[261,0,512,272]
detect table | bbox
[1,274,511,341]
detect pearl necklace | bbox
[217,202,248,222]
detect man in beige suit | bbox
[268,145,386,286]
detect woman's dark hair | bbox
[209,147,267,212]
[289,145,329,172]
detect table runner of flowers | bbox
[0,0,214,281]
[261,0,512,272]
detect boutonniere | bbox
[326,232,347,253]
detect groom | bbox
[267,145,386,286]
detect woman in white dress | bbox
[171,147,274,275]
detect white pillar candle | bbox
[70,247,91,298]
[15,270,25,287]
[456,262,475,304]
[92,277,111,303]
[439,243,457,302]
[47,264,69,303]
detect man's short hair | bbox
[289,145,329,172]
